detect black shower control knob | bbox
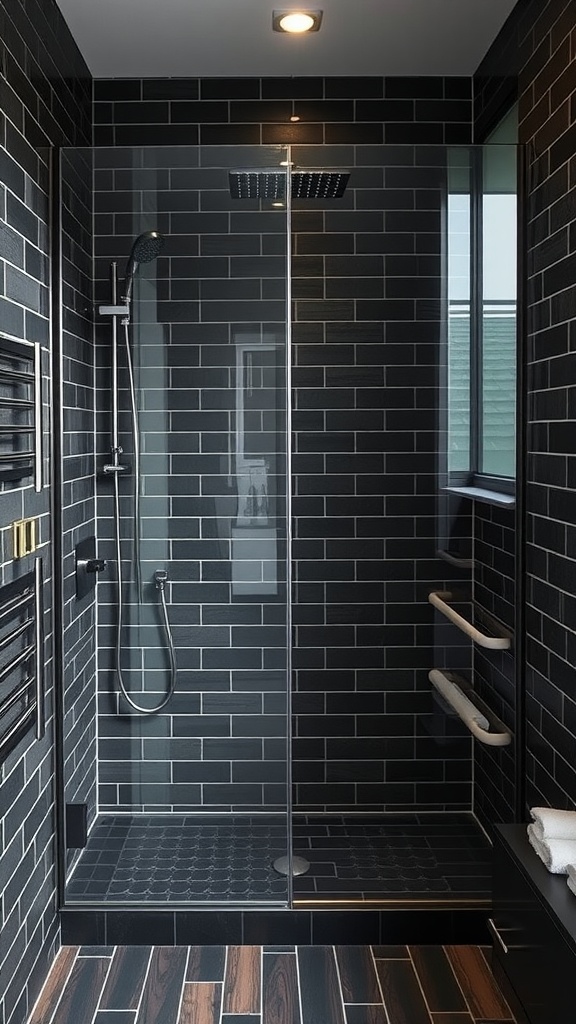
[86,558,107,573]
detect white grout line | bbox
[133,945,155,1024]
[331,945,349,1024]
[368,946,392,1024]
[406,947,436,1022]
[260,945,264,1023]
[440,944,474,1019]
[88,948,116,1024]
[294,946,305,1024]
[219,946,228,1024]
[25,946,80,1024]
[76,946,115,954]
[174,946,190,1024]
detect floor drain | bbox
[272,855,311,876]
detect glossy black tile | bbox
[175,912,243,944]
[261,78,324,100]
[95,80,142,101]
[61,913,107,946]
[202,78,260,100]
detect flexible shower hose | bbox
[111,322,178,715]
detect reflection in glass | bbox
[447,191,471,474]
[232,338,283,596]
[481,144,517,478]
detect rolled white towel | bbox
[568,876,576,898]
[527,824,576,874]
[530,807,576,840]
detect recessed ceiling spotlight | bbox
[273,10,323,33]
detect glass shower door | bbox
[59,144,292,905]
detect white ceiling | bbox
[55,0,518,79]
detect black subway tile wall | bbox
[93,77,474,814]
[290,138,472,813]
[0,3,91,1024]
[93,144,290,812]
[93,79,473,148]
[476,0,576,814]
[472,502,516,829]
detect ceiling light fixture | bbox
[273,10,323,33]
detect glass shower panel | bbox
[61,145,291,906]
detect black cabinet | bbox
[492,825,576,1024]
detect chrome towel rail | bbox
[0,336,43,491]
[33,341,42,493]
[0,451,35,461]
[0,557,44,762]
[0,366,36,384]
[0,618,33,653]
[0,589,34,627]
[0,643,36,685]
[428,590,512,650]
[0,396,35,408]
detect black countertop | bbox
[497,824,576,954]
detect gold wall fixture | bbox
[13,518,37,559]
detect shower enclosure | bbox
[57,142,517,910]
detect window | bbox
[446,107,518,499]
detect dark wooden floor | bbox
[28,944,517,1024]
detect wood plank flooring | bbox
[27,944,517,1024]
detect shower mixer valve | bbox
[86,558,107,574]
[75,537,107,600]
[154,569,169,591]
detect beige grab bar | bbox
[429,669,512,746]
[428,590,511,650]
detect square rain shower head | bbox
[229,169,350,200]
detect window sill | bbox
[443,485,515,509]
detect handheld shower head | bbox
[123,230,165,302]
